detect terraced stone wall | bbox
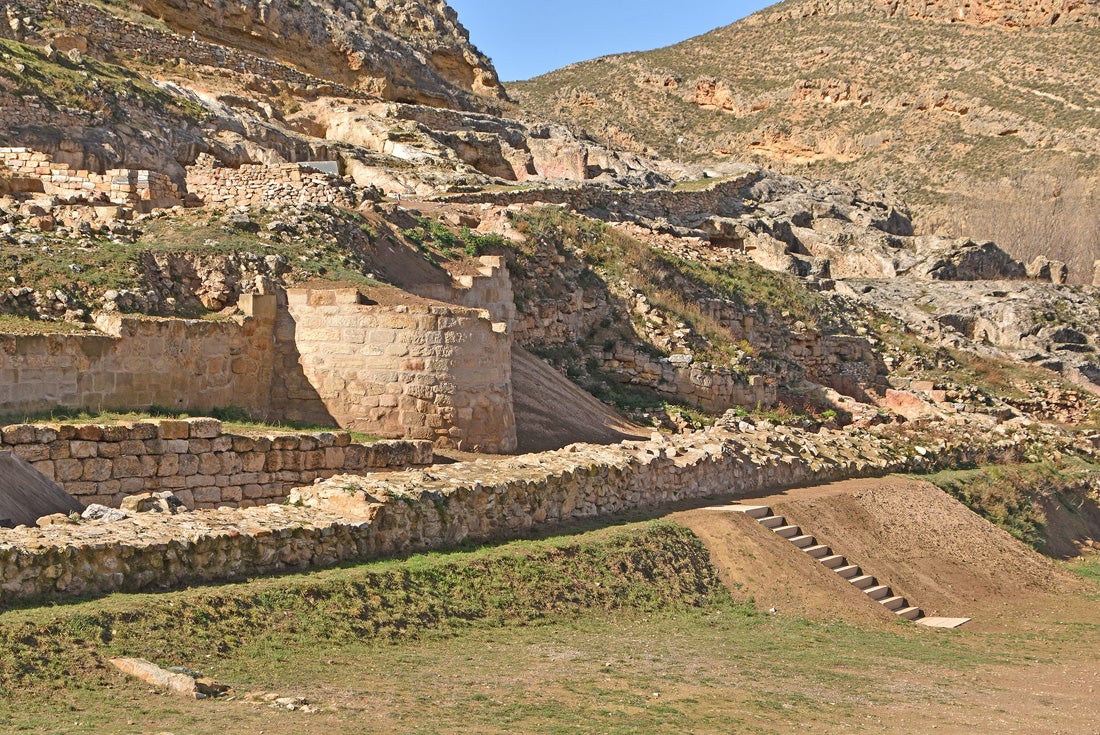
[0,418,433,509]
[0,421,1042,601]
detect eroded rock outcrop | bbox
[134,0,507,111]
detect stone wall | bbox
[0,98,98,135]
[0,419,1049,601]
[442,175,759,222]
[0,147,181,210]
[185,161,369,209]
[0,295,276,416]
[0,418,432,510]
[273,288,517,453]
[600,344,775,411]
[0,288,520,450]
[409,255,517,329]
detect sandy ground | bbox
[510,345,648,453]
[675,476,1100,735]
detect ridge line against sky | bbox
[447,1,773,82]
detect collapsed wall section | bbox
[0,147,181,210]
[273,287,517,453]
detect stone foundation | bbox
[0,420,1047,601]
[0,418,433,509]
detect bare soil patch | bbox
[510,345,648,453]
[677,477,1090,629]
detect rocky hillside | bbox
[512,0,1100,280]
[0,0,664,196]
[130,0,508,111]
[2,0,1100,456]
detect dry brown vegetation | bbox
[513,0,1100,280]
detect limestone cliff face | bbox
[135,0,508,112]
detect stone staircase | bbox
[725,504,928,621]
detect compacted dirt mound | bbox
[510,346,648,453]
[674,507,898,624]
[677,477,1089,627]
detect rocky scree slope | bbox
[512,0,1100,280]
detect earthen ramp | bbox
[675,477,1088,627]
[0,450,84,527]
[510,345,648,453]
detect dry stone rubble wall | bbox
[0,147,180,209]
[0,422,1038,601]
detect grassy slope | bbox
[0,519,1095,734]
[922,461,1100,555]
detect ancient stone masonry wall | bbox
[0,289,520,449]
[409,255,517,329]
[441,175,758,222]
[0,98,98,132]
[600,345,775,411]
[0,297,276,417]
[0,421,1044,601]
[0,147,181,209]
[274,288,517,452]
[184,161,370,208]
[0,418,432,510]
[696,299,884,398]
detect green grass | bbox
[0,38,204,120]
[0,519,1082,734]
[0,405,379,443]
[0,522,723,686]
[0,315,93,334]
[921,461,1100,551]
[1065,556,1100,587]
[0,207,389,323]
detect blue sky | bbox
[447,1,774,82]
